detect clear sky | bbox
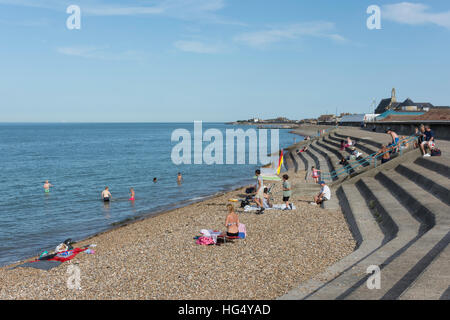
[0,0,449,122]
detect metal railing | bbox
[319,134,419,181]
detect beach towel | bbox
[9,260,62,271]
[10,247,88,271]
[243,204,297,212]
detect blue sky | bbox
[0,0,449,122]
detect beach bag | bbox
[245,187,255,194]
[431,149,441,156]
[196,236,215,246]
[238,223,246,239]
[240,199,250,208]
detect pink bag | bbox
[196,236,215,246]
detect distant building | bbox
[375,88,437,113]
[340,114,379,126]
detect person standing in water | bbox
[102,187,111,202]
[129,188,135,201]
[153,177,157,183]
[177,172,183,185]
[43,180,53,193]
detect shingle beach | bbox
[0,172,355,300]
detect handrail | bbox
[319,134,418,181]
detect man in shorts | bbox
[420,126,435,157]
[386,128,399,152]
[312,181,331,205]
[254,169,265,213]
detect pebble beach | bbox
[0,170,356,300]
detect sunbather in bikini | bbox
[225,204,239,237]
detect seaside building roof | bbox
[378,109,450,121]
[340,114,366,123]
[376,110,425,121]
[375,88,437,114]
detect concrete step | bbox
[414,156,450,179]
[375,170,448,227]
[282,184,384,300]
[297,148,316,182]
[291,149,306,172]
[319,137,365,174]
[395,162,450,206]
[309,141,343,182]
[359,170,450,299]
[317,138,347,161]
[345,224,449,300]
[305,143,332,177]
[283,150,295,172]
[330,177,426,300]
[399,241,450,300]
[334,131,384,150]
[321,189,340,210]
[329,133,379,156]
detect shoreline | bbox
[0,126,356,299]
[2,182,253,268]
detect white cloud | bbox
[233,22,347,48]
[383,2,450,29]
[0,0,240,24]
[173,40,222,53]
[57,46,143,61]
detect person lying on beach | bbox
[297,146,308,154]
[129,188,135,201]
[225,204,239,237]
[102,187,111,202]
[43,180,53,193]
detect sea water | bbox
[0,123,300,266]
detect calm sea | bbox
[0,123,300,266]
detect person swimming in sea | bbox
[129,188,135,201]
[153,177,157,183]
[43,180,53,193]
[102,187,111,202]
[177,172,183,185]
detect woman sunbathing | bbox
[225,204,239,237]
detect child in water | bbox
[43,180,53,193]
[129,188,135,201]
